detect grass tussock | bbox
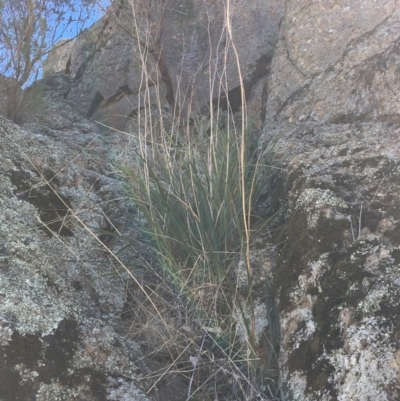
[119,113,280,400]
[104,0,282,398]
[0,0,281,398]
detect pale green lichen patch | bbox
[73,319,138,374]
[271,121,400,400]
[328,315,398,401]
[0,105,149,399]
[37,382,78,401]
[0,197,74,335]
[295,188,347,229]
[280,224,397,398]
[235,301,269,346]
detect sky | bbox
[0,0,110,85]
[55,0,110,39]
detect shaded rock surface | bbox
[43,0,284,130]
[264,122,400,401]
[0,73,188,401]
[261,1,400,400]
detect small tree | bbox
[0,0,104,122]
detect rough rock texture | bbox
[158,0,283,124]
[261,1,400,400]
[0,73,167,401]
[265,123,400,401]
[6,0,400,400]
[43,0,284,130]
[265,0,399,127]
[42,39,76,77]
[66,11,162,131]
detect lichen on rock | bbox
[0,81,150,399]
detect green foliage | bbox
[125,123,266,283]
[122,115,275,398]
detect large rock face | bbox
[265,0,399,127]
[262,1,400,400]
[13,0,400,400]
[0,73,188,401]
[265,123,400,401]
[43,0,284,130]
